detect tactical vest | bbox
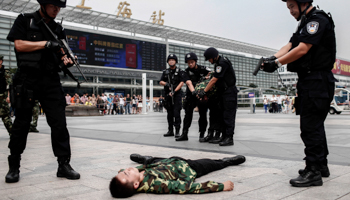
[217,56,236,88]
[0,67,6,94]
[15,12,62,71]
[186,65,207,87]
[287,9,336,73]
[165,67,181,86]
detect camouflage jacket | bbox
[0,66,12,96]
[135,158,224,194]
[194,73,217,98]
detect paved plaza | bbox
[1,108,350,199]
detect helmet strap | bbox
[297,2,312,21]
[40,5,55,20]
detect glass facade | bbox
[169,44,278,89]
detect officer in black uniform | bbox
[159,54,186,138]
[199,47,238,146]
[5,0,80,183]
[176,52,211,142]
[260,0,336,187]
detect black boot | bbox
[130,154,153,164]
[200,130,214,143]
[219,136,234,146]
[29,127,39,132]
[221,155,246,165]
[163,127,174,137]
[57,156,80,180]
[198,131,205,142]
[299,165,330,177]
[5,155,21,183]
[176,129,188,141]
[209,131,223,144]
[290,166,323,187]
[175,126,181,138]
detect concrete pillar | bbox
[150,80,153,112]
[142,73,147,114]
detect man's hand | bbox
[223,180,234,191]
[169,92,174,97]
[197,90,206,99]
[6,96,10,103]
[45,41,62,51]
[261,59,278,73]
[165,82,170,87]
[191,90,197,96]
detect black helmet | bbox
[37,0,67,8]
[204,47,219,61]
[167,54,178,63]
[185,52,198,63]
[282,0,313,2]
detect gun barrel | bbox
[253,57,264,76]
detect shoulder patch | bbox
[216,66,222,73]
[307,21,319,34]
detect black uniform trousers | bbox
[165,93,182,129]
[220,86,238,137]
[183,95,207,132]
[297,71,335,168]
[9,72,71,157]
[207,95,223,132]
[145,156,229,178]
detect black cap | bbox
[203,47,219,61]
[37,0,67,8]
[167,54,178,63]
[185,52,198,63]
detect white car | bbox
[329,88,350,115]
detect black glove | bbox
[165,82,170,87]
[191,90,197,96]
[197,90,206,99]
[262,59,278,73]
[265,56,277,61]
[45,41,62,51]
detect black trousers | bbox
[207,96,223,132]
[165,94,182,129]
[220,86,237,137]
[9,72,71,157]
[297,71,335,168]
[146,157,229,178]
[182,95,207,132]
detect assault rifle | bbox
[167,73,174,105]
[39,18,88,84]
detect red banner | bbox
[332,59,350,77]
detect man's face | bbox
[187,60,196,69]
[0,60,3,66]
[208,58,214,64]
[168,59,176,67]
[116,167,140,188]
[44,4,61,19]
[286,0,300,20]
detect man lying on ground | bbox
[109,154,246,198]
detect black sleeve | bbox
[7,14,28,42]
[213,63,228,79]
[180,70,187,82]
[182,70,190,82]
[299,15,329,45]
[160,71,167,82]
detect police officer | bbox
[0,55,13,136]
[5,0,80,183]
[199,47,238,146]
[260,0,336,187]
[160,54,186,138]
[176,52,211,142]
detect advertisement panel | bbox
[65,29,166,71]
[332,59,350,77]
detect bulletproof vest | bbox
[185,65,206,87]
[165,67,181,87]
[287,9,336,73]
[217,56,236,88]
[0,67,6,94]
[15,12,62,72]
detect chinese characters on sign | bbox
[76,0,91,9]
[151,10,165,25]
[116,1,132,18]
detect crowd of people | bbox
[262,94,296,114]
[65,93,158,115]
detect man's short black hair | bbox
[109,176,136,198]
